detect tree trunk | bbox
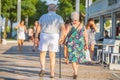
[25,16,28,28]
[3,17,8,39]
[10,20,13,38]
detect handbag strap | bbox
[67,23,81,38]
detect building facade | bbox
[88,0,120,40]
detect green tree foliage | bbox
[21,0,36,19]
[9,0,17,22]
[58,0,96,21]
[1,0,37,38]
[57,0,74,20]
[1,0,13,39]
[6,26,10,33]
[9,0,17,37]
[57,0,86,21]
[93,0,96,2]
[28,0,47,26]
[1,0,12,17]
[105,20,110,27]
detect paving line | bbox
[112,73,120,79]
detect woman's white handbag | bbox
[84,49,91,61]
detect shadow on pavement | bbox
[0,44,66,80]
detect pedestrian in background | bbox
[104,30,110,38]
[32,20,40,52]
[65,12,88,79]
[38,3,65,78]
[86,18,97,62]
[28,27,33,42]
[16,20,27,51]
[63,20,71,64]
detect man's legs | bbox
[39,51,46,77]
[40,51,46,71]
[49,51,56,77]
[39,33,58,77]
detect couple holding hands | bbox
[38,4,97,79]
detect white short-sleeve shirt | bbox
[39,11,64,34]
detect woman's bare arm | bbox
[35,24,41,38]
[37,25,41,34]
[91,21,97,32]
[24,26,27,33]
[84,27,88,50]
[64,24,71,38]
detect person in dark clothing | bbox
[104,30,109,38]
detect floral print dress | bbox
[66,26,86,63]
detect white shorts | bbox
[17,33,25,40]
[38,32,59,52]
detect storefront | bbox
[88,0,120,40]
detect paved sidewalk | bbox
[0,42,120,80]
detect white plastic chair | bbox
[96,49,102,61]
[110,40,120,64]
[96,39,120,64]
[102,39,115,64]
[111,53,120,64]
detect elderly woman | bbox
[65,12,88,79]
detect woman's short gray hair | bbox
[71,12,79,21]
[48,4,57,11]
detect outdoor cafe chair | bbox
[96,39,115,65]
[110,40,120,64]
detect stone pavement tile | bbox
[0,42,120,80]
[116,73,120,77]
[0,54,119,80]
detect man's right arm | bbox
[59,24,65,44]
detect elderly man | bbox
[37,4,65,78]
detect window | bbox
[94,18,100,40]
[103,15,112,38]
[116,12,120,39]
[108,0,117,6]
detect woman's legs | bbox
[72,62,78,75]
[90,44,95,60]
[33,38,39,52]
[64,45,69,64]
[18,39,24,51]
[33,38,39,51]
[72,62,78,79]
[21,39,24,50]
[76,63,78,71]
[36,39,39,50]
[18,39,22,51]
[33,39,35,51]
